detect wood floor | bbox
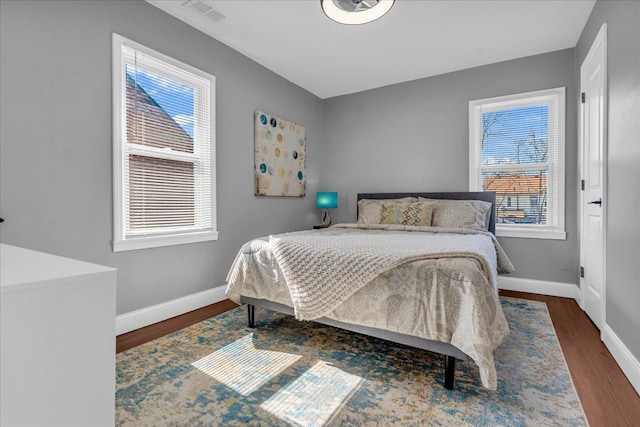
[116,291,640,427]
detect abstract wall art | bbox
[254,111,306,197]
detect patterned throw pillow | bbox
[357,197,417,224]
[380,202,434,226]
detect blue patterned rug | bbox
[116,297,586,426]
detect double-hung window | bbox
[112,34,217,251]
[469,87,565,239]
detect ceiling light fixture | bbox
[321,0,395,25]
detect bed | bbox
[225,191,514,390]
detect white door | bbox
[580,24,607,330]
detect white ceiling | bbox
[147,0,596,99]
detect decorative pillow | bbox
[357,197,417,224]
[418,198,493,230]
[380,201,434,226]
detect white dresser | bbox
[1,244,117,427]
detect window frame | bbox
[112,34,217,252]
[469,87,566,240]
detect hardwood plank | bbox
[117,291,640,426]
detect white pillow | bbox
[418,198,492,230]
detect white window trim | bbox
[112,34,217,252]
[469,87,566,240]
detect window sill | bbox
[113,230,218,252]
[496,225,566,240]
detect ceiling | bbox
[147,0,596,99]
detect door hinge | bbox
[581,179,585,190]
[581,92,586,103]
[580,266,585,278]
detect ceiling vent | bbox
[182,0,225,23]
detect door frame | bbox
[578,23,608,330]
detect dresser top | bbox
[1,244,116,293]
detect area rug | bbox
[116,297,587,426]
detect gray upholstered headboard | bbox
[357,191,497,235]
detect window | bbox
[112,34,216,251]
[469,87,565,239]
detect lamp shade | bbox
[316,192,338,209]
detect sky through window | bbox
[126,67,195,138]
[482,105,548,165]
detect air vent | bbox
[182,0,225,23]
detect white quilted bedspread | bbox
[272,224,511,321]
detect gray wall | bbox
[322,49,579,284]
[0,0,324,314]
[576,0,640,359]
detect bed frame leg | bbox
[444,355,456,390]
[247,304,255,328]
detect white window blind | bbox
[113,34,217,251]
[469,88,565,240]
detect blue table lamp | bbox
[316,192,338,226]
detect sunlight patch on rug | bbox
[191,333,301,396]
[260,361,362,426]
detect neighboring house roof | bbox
[484,174,547,194]
[126,74,193,153]
[499,210,525,218]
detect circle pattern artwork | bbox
[255,111,305,197]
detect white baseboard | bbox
[498,276,580,302]
[116,285,227,335]
[602,324,640,396]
